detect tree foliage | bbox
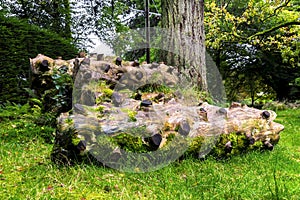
[205,0,300,102]
[0,0,72,39]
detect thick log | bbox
[28,54,284,165]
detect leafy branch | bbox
[249,20,300,39]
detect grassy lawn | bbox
[0,107,299,199]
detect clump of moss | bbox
[185,136,205,157]
[211,132,263,158]
[138,83,173,94]
[103,88,113,98]
[181,131,268,159]
[65,118,74,126]
[127,110,137,122]
[95,105,105,113]
[166,132,176,141]
[93,80,114,104]
[120,108,137,122]
[109,133,148,153]
[72,136,81,146]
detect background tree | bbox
[205,0,300,103]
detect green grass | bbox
[1,107,300,199]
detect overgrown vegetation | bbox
[0,102,55,143]
[26,67,74,119]
[0,12,77,105]
[0,104,299,199]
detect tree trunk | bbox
[161,0,207,91]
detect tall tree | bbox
[161,0,207,91]
[83,0,207,90]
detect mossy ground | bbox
[1,105,299,199]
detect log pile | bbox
[29,54,285,167]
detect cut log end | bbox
[115,57,122,66]
[151,133,162,146]
[262,111,271,119]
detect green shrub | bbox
[0,13,78,104]
[262,101,288,111]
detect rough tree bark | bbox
[161,0,207,91]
